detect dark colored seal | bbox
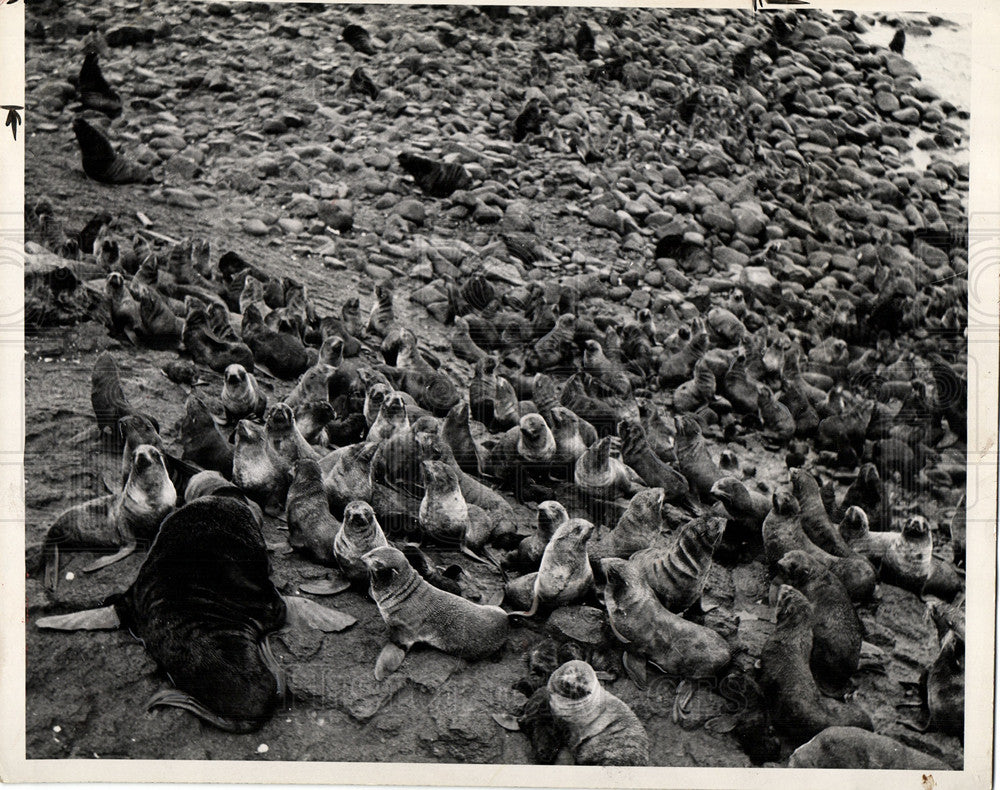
[72,117,153,184]
[37,497,356,732]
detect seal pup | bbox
[37,497,355,732]
[242,304,309,380]
[920,597,964,737]
[182,304,255,373]
[628,514,727,613]
[790,468,853,556]
[105,271,142,344]
[763,492,876,602]
[516,500,568,570]
[617,419,689,500]
[710,476,771,546]
[573,435,645,500]
[546,660,650,766]
[777,550,863,697]
[265,402,318,465]
[221,364,266,423]
[232,419,291,509]
[333,500,389,585]
[788,726,951,770]
[39,444,176,588]
[611,487,676,557]
[510,518,595,616]
[136,283,184,347]
[759,585,873,744]
[91,353,159,443]
[548,406,597,477]
[602,557,731,681]
[487,413,557,501]
[179,395,233,478]
[72,117,153,184]
[673,414,723,499]
[418,459,469,548]
[322,441,378,515]
[362,546,509,679]
[286,459,339,565]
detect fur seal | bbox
[760,585,873,744]
[441,400,484,476]
[512,518,595,617]
[763,492,876,602]
[294,401,336,445]
[777,550,863,697]
[548,406,596,476]
[517,501,568,570]
[265,402,318,465]
[617,418,689,500]
[922,598,964,737]
[221,364,266,423]
[39,444,176,587]
[710,476,770,545]
[78,52,123,118]
[612,487,675,557]
[367,391,410,443]
[105,272,142,344]
[286,459,338,565]
[322,441,378,515]
[397,152,473,199]
[182,304,255,373]
[573,435,645,500]
[333,500,388,585]
[487,413,557,501]
[791,468,853,556]
[72,117,153,184]
[788,726,951,770]
[242,305,309,380]
[91,353,159,443]
[602,558,731,679]
[232,419,291,509]
[628,514,726,613]
[546,660,650,766]
[183,469,263,524]
[673,414,723,499]
[362,546,508,679]
[179,395,234,477]
[37,497,355,732]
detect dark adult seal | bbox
[36,497,356,732]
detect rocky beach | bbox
[23,3,968,769]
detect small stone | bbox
[702,204,735,234]
[393,199,426,225]
[243,218,270,236]
[262,118,287,134]
[318,200,354,232]
[874,91,900,113]
[644,270,664,287]
[626,289,651,309]
[608,284,632,302]
[587,205,624,233]
[473,203,503,224]
[277,218,304,235]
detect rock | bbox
[732,206,765,237]
[626,289,651,309]
[243,218,270,237]
[874,91,900,113]
[702,204,735,235]
[587,205,624,234]
[262,118,287,135]
[545,605,605,645]
[393,198,426,225]
[739,266,781,305]
[473,203,503,224]
[277,218,304,235]
[318,200,354,232]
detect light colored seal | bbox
[367,391,410,443]
[333,500,388,584]
[39,444,176,588]
[221,363,266,423]
[512,517,596,617]
[573,435,645,499]
[546,659,650,766]
[362,546,509,679]
[788,726,952,770]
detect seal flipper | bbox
[281,595,356,632]
[146,689,258,734]
[375,643,407,681]
[622,651,647,687]
[35,605,120,631]
[82,541,137,573]
[298,572,351,596]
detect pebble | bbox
[318,200,354,232]
[243,218,270,236]
[587,205,624,234]
[277,218,304,235]
[394,199,426,225]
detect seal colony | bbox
[25,3,969,769]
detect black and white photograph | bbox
[6,0,997,783]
